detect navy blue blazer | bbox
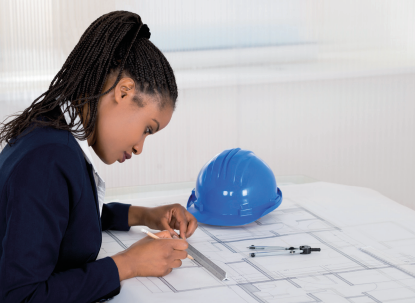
[0,126,131,303]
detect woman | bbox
[0,11,197,303]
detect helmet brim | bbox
[187,200,281,226]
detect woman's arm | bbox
[127,204,198,239]
[101,202,131,231]
[101,200,198,238]
[0,145,119,303]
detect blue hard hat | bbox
[187,148,282,226]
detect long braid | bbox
[0,11,177,146]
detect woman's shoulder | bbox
[0,126,85,185]
[3,125,82,157]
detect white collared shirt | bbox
[60,104,105,216]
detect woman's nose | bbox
[133,138,145,155]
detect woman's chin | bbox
[98,155,114,165]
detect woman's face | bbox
[88,76,174,165]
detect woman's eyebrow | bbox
[152,119,160,132]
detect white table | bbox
[101,178,415,303]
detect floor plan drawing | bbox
[98,183,415,303]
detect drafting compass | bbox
[248,245,321,257]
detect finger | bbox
[171,239,189,251]
[179,218,189,240]
[185,216,198,238]
[172,208,189,240]
[154,230,173,239]
[168,205,189,239]
[170,217,179,231]
[171,249,189,260]
[174,220,181,231]
[160,218,179,238]
[171,259,183,269]
[170,229,180,238]
[184,210,198,238]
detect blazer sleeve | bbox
[0,144,120,303]
[101,202,131,231]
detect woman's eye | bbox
[145,127,153,135]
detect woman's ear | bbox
[120,85,132,98]
[115,78,136,104]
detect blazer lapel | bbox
[85,161,102,230]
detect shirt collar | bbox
[60,103,96,169]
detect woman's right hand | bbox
[111,230,189,281]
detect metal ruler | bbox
[360,246,415,278]
[187,244,228,281]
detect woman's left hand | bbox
[129,204,198,239]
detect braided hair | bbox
[0,11,178,146]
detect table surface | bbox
[100,180,415,303]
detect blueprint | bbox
[98,182,415,303]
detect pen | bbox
[141,228,194,260]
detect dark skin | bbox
[84,73,198,280]
[112,231,188,280]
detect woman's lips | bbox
[120,151,132,163]
[125,152,132,160]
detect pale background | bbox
[1,1,414,208]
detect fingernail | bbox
[173,235,179,239]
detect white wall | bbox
[304,0,415,53]
[90,68,415,209]
[1,0,415,209]
[237,73,415,209]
